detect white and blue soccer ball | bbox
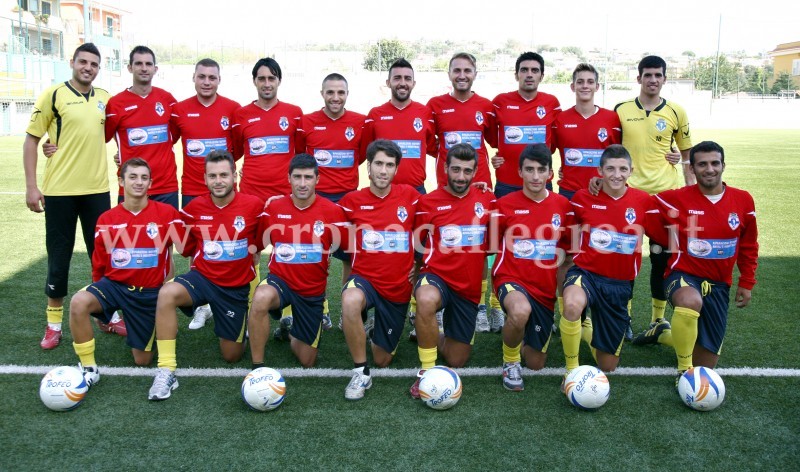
[563,365,610,410]
[419,366,462,410]
[677,367,726,411]
[39,366,89,412]
[241,367,286,411]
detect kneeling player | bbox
[70,158,184,386]
[339,140,419,400]
[560,145,663,386]
[148,151,265,401]
[491,144,573,391]
[248,154,347,369]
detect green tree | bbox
[694,55,742,96]
[770,71,795,95]
[363,39,413,71]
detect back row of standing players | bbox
[25,44,758,401]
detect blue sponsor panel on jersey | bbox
[185,138,228,158]
[686,238,737,259]
[563,148,603,167]
[273,243,323,264]
[314,149,355,168]
[249,136,290,155]
[202,239,249,261]
[361,230,410,252]
[588,228,638,255]
[439,225,486,247]
[443,131,482,150]
[110,247,159,269]
[127,125,169,146]
[393,140,422,158]
[511,239,557,260]
[503,125,546,145]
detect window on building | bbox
[41,1,51,15]
[106,16,114,37]
[792,59,800,77]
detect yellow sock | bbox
[590,346,598,362]
[73,339,96,367]
[281,305,293,318]
[671,306,700,372]
[409,296,417,314]
[418,346,437,369]
[557,296,564,316]
[581,317,593,345]
[248,264,261,307]
[156,339,177,371]
[502,342,522,364]
[46,306,63,324]
[652,298,667,324]
[627,299,632,317]
[560,318,582,371]
[658,329,674,347]
[480,279,488,305]
[323,298,329,315]
[489,291,501,310]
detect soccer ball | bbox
[39,366,88,412]
[419,366,462,410]
[563,365,610,410]
[677,367,726,411]
[241,367,286,411]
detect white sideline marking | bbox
[2,364,799,378]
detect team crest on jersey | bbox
[536,106,546,119]
[552,213,561,229]
[474,202,485,218]
[413,117,423,132]
[220,116,230,130]
[345,126,355,141]
[728,212,740,230]
[397,206,408,223]
[146,222,159,239]
[655,118,667,132]
[155,102,165,117]
[475,111,484,125]
[97,102,106,112]
[313,220,324,237]
[279,116,289,131]
[625,208,636,224]
[233,216,245,232]
[598,127,608,142]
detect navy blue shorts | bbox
[343,275,408,355]
[415,185,427,195]
[174,270,249,343]
[181,193,202,209]
[415,272,477,345]
[665,270,731,355]
[496,282,554,352]
[558,188,576,200]
[564,266,632,356]
[263,274,325,348]
[119,191,179,210]
[494,182,522,199]
[85,277,158,351]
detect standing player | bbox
[560,145,663,381]
[491,144,573,391]
[635,141,758,386]
[105,46,179,208]
[69,158,184,385]
[148,151,264,401]
[247,154,347,369]
[23,43,113,349]
[410,143,495,398]
[171,58,240,330]
[232,57,304,201]
[339,140,419,400]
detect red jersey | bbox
[339,184,419,302]
[415,187,495,303]
[491,190,574,310]
[427,93,494,189]
[180,192,265,287]
[92,200,185,288]
[570,188,661,281]
[231,101,304,200]
[553,106,621,193]
[261,195,347,297]
[300,109,366,195]
[361,101,436,188]
[171,95,241,196]
[490,91,561,187]
[105,87,178,195]
[656,184,758,289]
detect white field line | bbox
[2,364,798,378]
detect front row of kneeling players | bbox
[71,138,757,403]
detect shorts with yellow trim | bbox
[415,272,477,345]
[496,282,554,352]
[175,270,249,343]
[85,277,158,351]
[665,270,730,355]
[263,274,325,348]
[564,266,632,356]
[343,275,408,355]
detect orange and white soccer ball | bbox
[241,367,286,411]
[677,367,726,411]
[39,366,88,411]
[563,365,610,410]
[419,366,462,410]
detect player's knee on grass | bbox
[692,345,720,369]
[671,286,703,313]
[291,338,317,368]
[523,347,547,371]
[596,351,620,372]
[442,338,471,368]
[220,339,245,363]
[132,349,154,366]
[372,345,393,368]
